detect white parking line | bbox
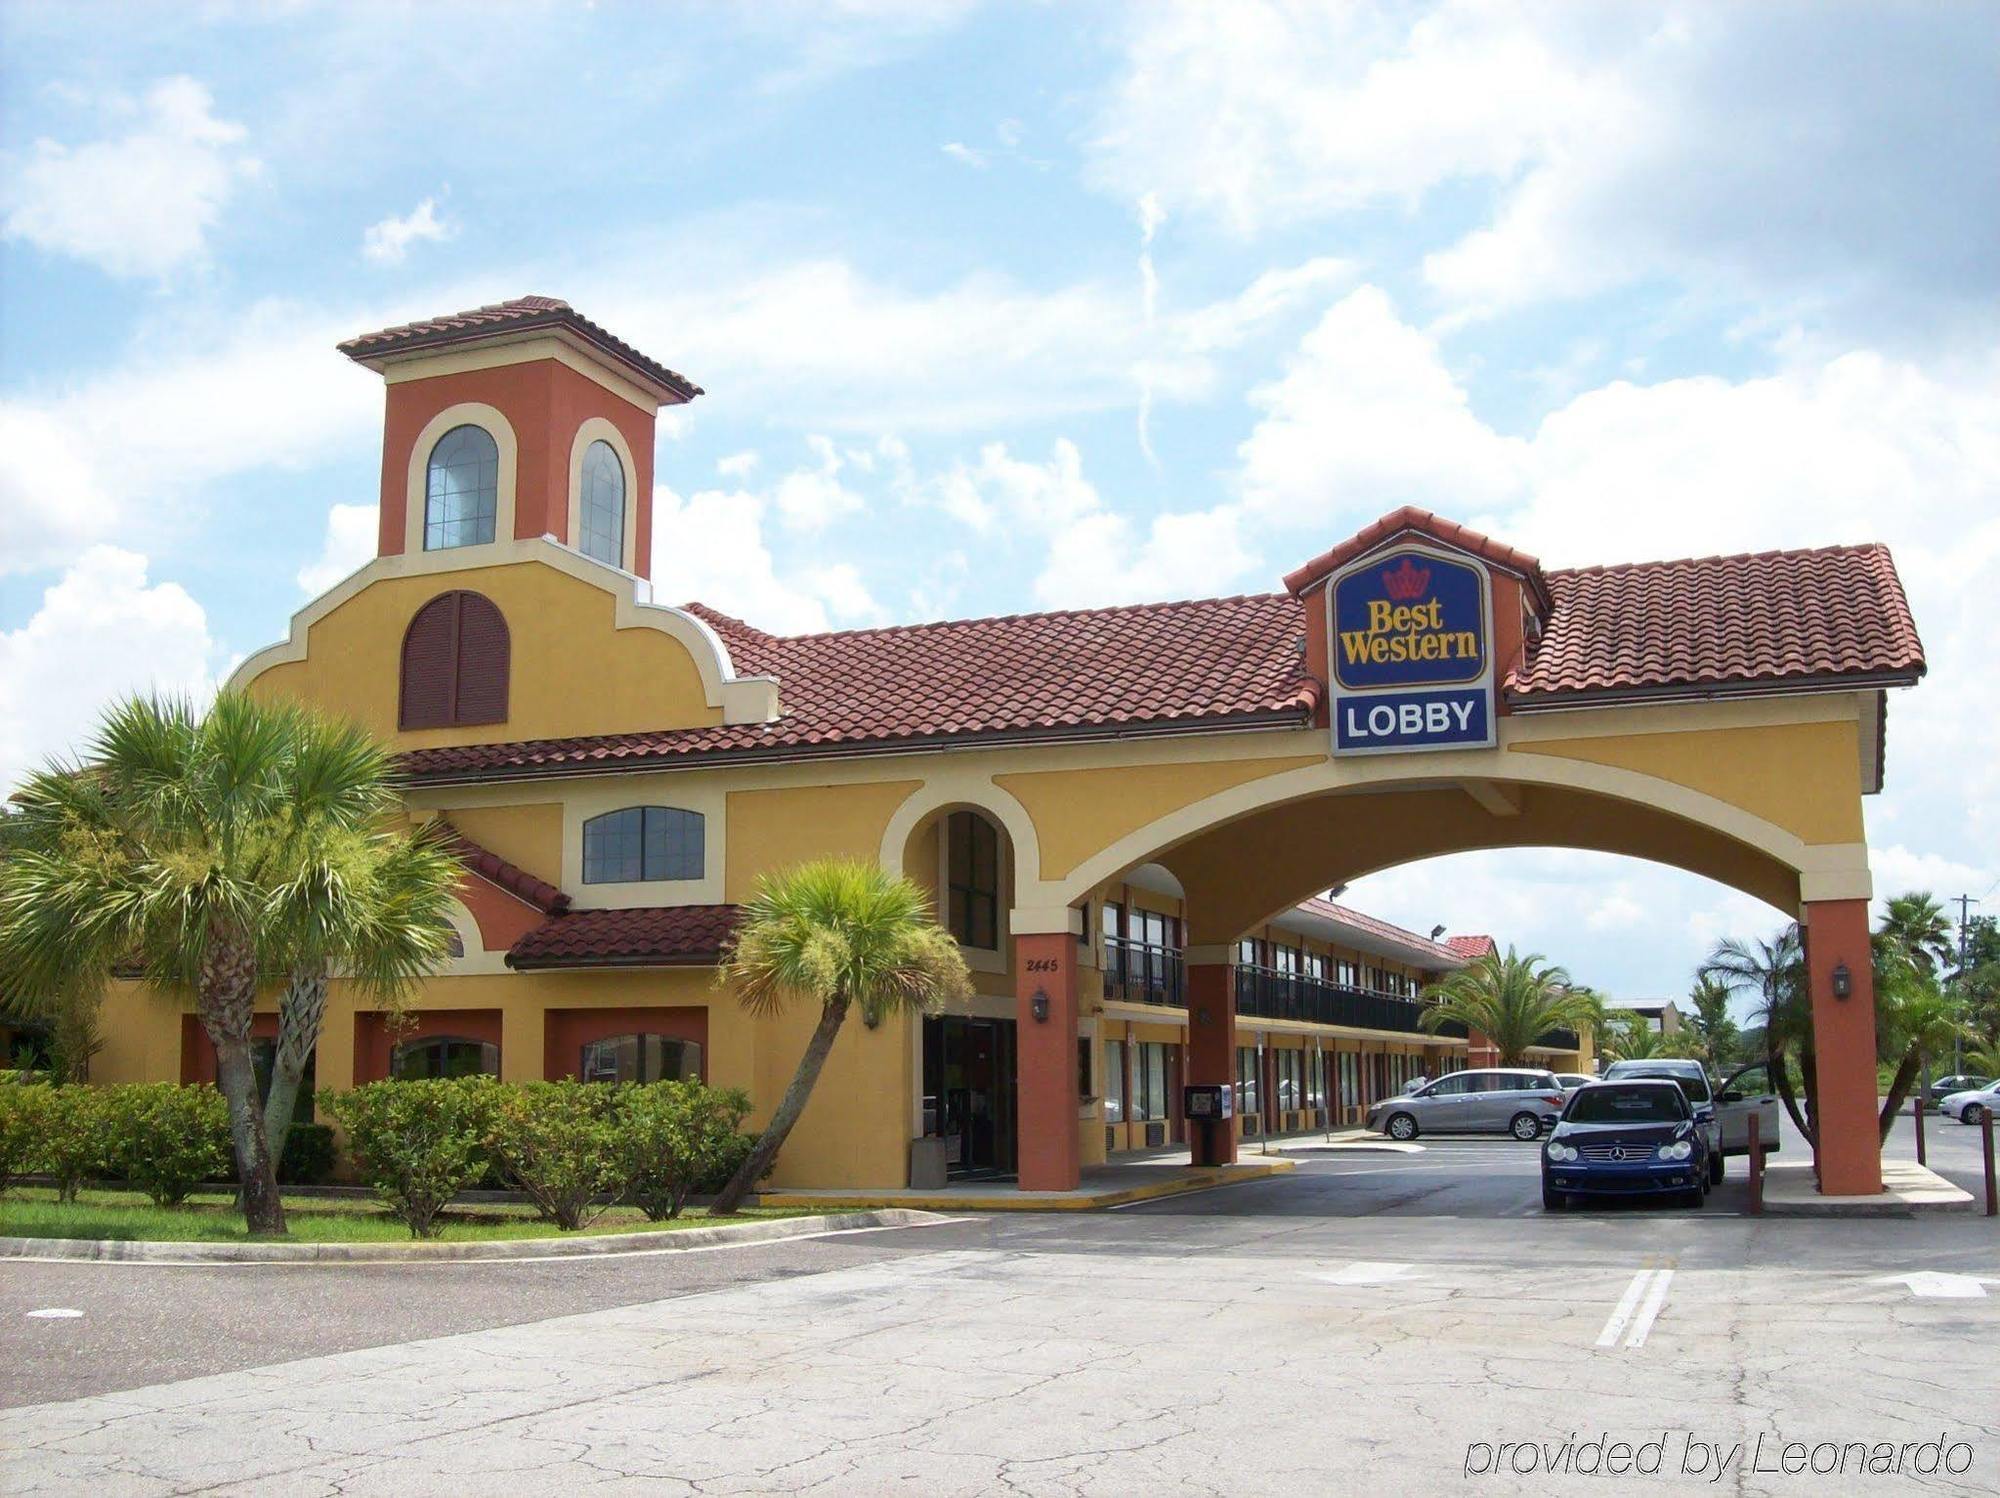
[1625,1269,1674,1346]
[1596,1269,1661,1347]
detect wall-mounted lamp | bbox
[1832,961,1852,999]
[1031,989,1050,1023]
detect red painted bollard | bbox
[1747,1113,1763,1216]
[1983,1109,1996,1219]
[1913,1091,1926,1167]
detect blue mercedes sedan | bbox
[1541,1078,1712,1211]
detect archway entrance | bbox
[972,510,1918,1197]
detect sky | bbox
[3,0,1997,1013]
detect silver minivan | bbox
[1367,1068,1566,1141]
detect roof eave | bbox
[1504,668,1924,714]
[398,705,1317,788]
[343,315,702,405]
[504,952,726,972]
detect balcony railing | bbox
[1234,965,1468,1038]
[1102,938,1186,1007]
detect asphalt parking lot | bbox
[4,1124,1996,1496]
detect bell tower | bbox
[338,296,702,581]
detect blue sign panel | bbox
[1335,689,1490,753]
[1331,550,1486,690]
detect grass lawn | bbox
[0,1186,816,1243]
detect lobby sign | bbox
[1329,546,1496,754]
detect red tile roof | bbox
[437,824,569,914]
[1296,895,1466,966]
[507,904,743,970]
[396,522,1921,784]
[1284,506,1554,610]
[338,296,702,403]
[1444,934,1498,960]
[402,593,1322,781]
[1509,543,1925,704]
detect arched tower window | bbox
[399,590,511,729]
[578,439,626,567]
[424,424,500,550]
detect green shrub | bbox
[615,1081,757,1220]
[0,1079,51,1194]
[279,1122,337,1185]
[102,1083,231,1206]
[321,1078,497,1238]
[37,1084,107,1203]
[488,1080,624,1231]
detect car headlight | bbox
[1546,1141,1578,1162]
[1656,1140,1692,1161]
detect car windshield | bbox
[1566,1085,1686,1124]
[1609,1065,1709,1103]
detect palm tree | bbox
[1878,891,1953,980]
[1683,975,1741,1070]
[1419,948,1600,1065]
[0,693,457,1235]
[1598,1009,1698,1063]
[710,859,971,1214]
[259,716,462,1168]
[1701,926,1811,1141]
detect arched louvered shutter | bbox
[399,594,459,729]
[453,592,510,724]
[398,590,510,729]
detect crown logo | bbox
[1381,557,1431,601]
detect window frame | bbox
[578,1033,703,1085]
[945,810,1001,950]
[577,438,627,568]
[581,806,706,885]
[390,1035,500,1081]
[423,424,501,551]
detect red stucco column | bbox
[1014,931,1079,1191]
[1803,899,1883,1196]
[1186,952,1238,1166]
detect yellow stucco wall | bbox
[243,561,723,748]
[1515,721,1865,845]
[440,802,566,888]
[999,755,1322,880]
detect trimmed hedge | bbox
[102,1083,230,1206]
[3,1076,765,1237]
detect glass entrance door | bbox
[922,1015,1017,1178]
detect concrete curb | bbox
[0,1208,952,1264]
[759,1158,1296,1213]
[1761,1160,1975,1218]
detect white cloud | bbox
[361,196,452,265]
[297,504,379,595]
[0,548,221,790]
[941,142,987,169]
[3,76,257,279]
[931,438,1254,608]
[0,297,429,575]
[1237,286,1524,522]
[716,451,761,478]
[649,483,881,635]
[1090,3,1997,340]
[771,436,865,532]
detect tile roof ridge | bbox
[677,590,1297,644]
[1548,540,1892,579]
[435,821,570,915]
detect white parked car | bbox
[1939,1078,2000,1126]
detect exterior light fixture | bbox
[1832,962,1852,999]
[1031,989,1050,1023]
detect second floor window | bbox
[583,806,705,884]
[946,810,999,948]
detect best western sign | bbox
[1329,547,1496,754]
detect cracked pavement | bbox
[3,1130,1995,1496]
